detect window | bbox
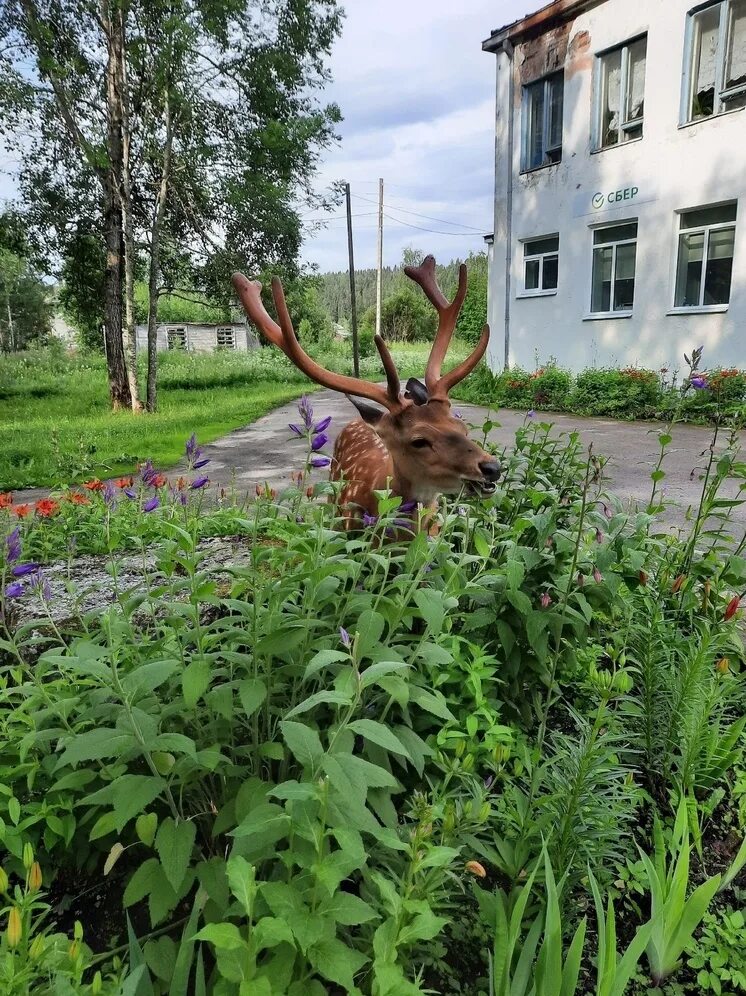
[216,327,236,349]
[521,235,559,293]
[591,223,638,314]
[521,72,564,170]
[167,327,187,350]
[674,203,737,307]
[684,0,746,122]
[594,36,647,148]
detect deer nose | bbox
[479,460,501,482]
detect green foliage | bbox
[686,908,746,994]
[0,224,53,353]
[360,289,438,343]
[58,229,106,353]
[571,369,660,419]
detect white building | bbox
[134,322,259,354]
[482,0,746,373]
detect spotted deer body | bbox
[232,255,500,529]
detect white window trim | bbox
[589,227,638,316]
[592,35,647,151]
[520,72,563,173]
[519,236,559,296]
[672,212,737,309]
[681,0,746,124]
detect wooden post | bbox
[345,182,360,377]
[375,177,383,338]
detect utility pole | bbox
[344,182,360,376]
[375,177,383,337]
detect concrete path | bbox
[11,392,745,534]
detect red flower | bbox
[114,477,134,488]
[12,504,31,518]
[0,493,12,509]
[151,473,168,489]
[68,492,91,506]
[724,594,741,621]
[83,479,105,491]
[35,498,60,518]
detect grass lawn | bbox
[0,339,473,491]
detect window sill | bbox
[519,160,561,176]
[590,135,643,154]
[516,289,558,299]
[678,104,745,129]
[666,305,729,316]
[583,311,633,321]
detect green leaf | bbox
[155,818,197,893]
[226,854,256,918]
[348,719,412,760]
[252,917,294,952]
[122,660,178,697]
[304,649,349,680]
[231,804,290,842]
[136,813,158,847]
[144,936,177,982]
[359,660,411,689]
[7,797,19,825]
[124,859,161,907]
[413,588,445,633]
[192,923,246,951]
[83,775,166,833]
[238,678,266,719]
[183,658,211,709]
[284,690,351,718]
[280,720,324,768]
[397,909,447,946]
[56,728,136,768]
[409,686,454,721]
[309,937,368,990]
[318,892,378,925]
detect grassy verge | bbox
[0,340,472,490]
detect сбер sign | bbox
[573,185,656,218]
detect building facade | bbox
[134,322,259,354]
[483,0,746,373]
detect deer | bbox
[231,255,500,530]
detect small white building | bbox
[482,0,746,372]
[134,322,259,354]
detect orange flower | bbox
[35,498,60,518]
[151,473,168,489]
[12,504,31,518]
[67,493,90,506]
[306,486,314,498]
[255,484,262,497]
[0,493,12,509]
[464,860,487,878]
[176,477,187,491]
[83,479,104,491]
[672,574,685,594]
[114,477,133,488]
[724,594,741,621]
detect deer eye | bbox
[410,438,431,449]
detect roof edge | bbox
[482,0,599,51]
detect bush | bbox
[570,368,660,419]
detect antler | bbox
[404,255,489,398]
[232,272,404,412]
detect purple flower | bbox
[103,482,117,507]
[185,433,197,460]
[298,396,314,429]
[143,497,160,513]
[29,570,52,601]
[527,409,536,419]
[362,512,377,527]
[457,506,467,517]
[313,416,332,434]
[288,423,304,437]
[124,488,137,500]
[310,455,330,469]
[11,562,39,578]
[310,433,328,452]
[193,458,210,470]
[691,375,708,390]
[454,410,463,420]
[339,627,351,649]
[140,460,156,485]
[5,581,24,599]
[5,527,21,564]
[177,492,188,506]
[399,500,417,513]
[190,476,209,490]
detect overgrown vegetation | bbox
[0,374,744,993]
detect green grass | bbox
[0,340,472,491]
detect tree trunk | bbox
[146,86,174,413]
[102,0,131,411]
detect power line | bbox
[352,191,485,233]
[301,210,377,223]
[382,212,485,237]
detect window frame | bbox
[588,221,639,318]
[518,234,560,297]
[520,71,564,172]
[682,0,746,124]
[592,34,647,151]
[216,326,236,349]
[671,202,737,311]
[167,327,187,350]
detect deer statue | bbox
[232,255,500,529]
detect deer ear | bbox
[405,378,429,406]
[347,395,385,425]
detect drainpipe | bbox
[503,39,515,371]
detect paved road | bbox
[12,392,746,534]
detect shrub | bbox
[570,367,661,419]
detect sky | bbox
[0,0,531,274]
[302,0,528,272]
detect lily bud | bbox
[724,594,741,621]
[22,843,34,871]
[7,907,22,948]
[461,753,475,772]
[715,657,730,674]
[465,860,487,878]
[92,972,103,995]
[29,861,42,891]
[29,934,46,960]
[0,867,8,892]
[672,574,685,594]
[453,739,466,758]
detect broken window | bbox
[594,36,647,149]
[591,223,638,315]
[521,235,559,293]
[522,72,564,170]
[167,327,187,350]
[674,203,737,307]
[685,0,746,121]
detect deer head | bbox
[231,255,500,512]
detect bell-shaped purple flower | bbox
[11,562,39,578]
[311,433,328,452]
[691,375,708,390]
[5,581,24,599]
[143,497,160,513]
[124,488,137,500]
[399,500,417,513]
[190,476,209,490]
[103,482,117,507]
[5,527,21,565]
[362,512,377,527]
[288,423,304,437]
[310,455,330,468]
[193,458,210,469]
[313,416,332,434]
[298,396,314,429]
[339,627,351,649]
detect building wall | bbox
[134,323,257,353]
[487,0,746,373]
